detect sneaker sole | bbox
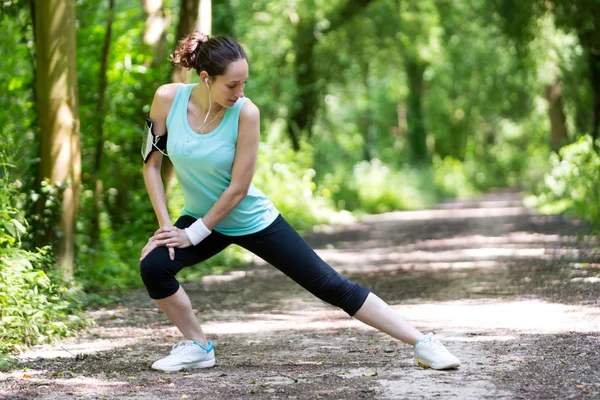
[152,358,216,372]
[415,358,460,370]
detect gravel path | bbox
[2,191,599,399]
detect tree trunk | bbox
[286,0,375,151]
[197,0,211,35]
[589,51,600,149]
[33,0,81,279]
[89,0,115,249]
[287,13,317,151]
[406,57,428,164]
[545,77,568,152]
[163,0,211,191]
[171,0,200,84]
[142,0,169,67]
[360,62,374,161]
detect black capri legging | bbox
[140,214,370,316]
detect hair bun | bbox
[192,31,210,44]
[169,31,210,69]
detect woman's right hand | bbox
[140,228,175,261]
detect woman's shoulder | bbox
[239,98,259,120]
[154,83,181,105]
[237,99,260,138]
[150,83,184,127]
[151,83,184,121]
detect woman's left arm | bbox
[202,101,260,229]
[154,101,260,248]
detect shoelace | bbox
[418,335,446,355]
[170,341,196,355]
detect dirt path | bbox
[2,191,600,399]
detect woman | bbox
[140,32,460,372]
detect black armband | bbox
[141,117,168,163]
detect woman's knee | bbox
[315,273,370,316]
[139,248,178,296]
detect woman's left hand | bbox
[152,226,192,249]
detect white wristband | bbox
[184,218,212,246]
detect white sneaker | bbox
[152,340,215,372]
[413,333,460,370]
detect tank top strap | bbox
[166,83,194,128]
[224,97,250,142]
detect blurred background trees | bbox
[0,0,598,355]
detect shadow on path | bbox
[2,191,599,399]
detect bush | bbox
[433,155,477,199]
[351,159,438,213]
[0,247,85,355]
[0,155,85,359]
[526,135,600,227]
[253,137,342,229]
[324,157,479,215]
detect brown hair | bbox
[169,31,247,78]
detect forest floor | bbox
[1,191,600,400]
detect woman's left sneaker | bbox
[413,333,460,370]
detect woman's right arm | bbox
[140,84,179,261]
[143,84,178,228]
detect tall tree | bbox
[198,0,211,35]
[141,0,172,195]
[89,0,115,248]
[142,0,169,67]
[493,0,600,148]
[33,0,81,279]
[551,0,600,147]
[546,73,568,151]
[171,0,201,84]
[397,0,441,164]
[163,0,211,189]
[287,0,375,150]
[405,57,427,164]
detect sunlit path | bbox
[3,192,599,399]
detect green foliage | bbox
[74,187,158,293]
[253,133,340,230]
[75,224,145,294]
[320,156,478,215]
[432,156,477,199]
[0,209,26,250]
[0,153,85,358]
[351,159,436,213]
[552,0,600,54]
[462,113,550,190]
[527,135,600,226]
[0,0,596,308]
[0,247,85,355]
[0,3,38,205]
[23,179,67,250]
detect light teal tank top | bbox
[166,83,279,236]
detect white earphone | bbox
[204,77,209,86]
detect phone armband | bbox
[141,117,168,163]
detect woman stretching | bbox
[139,31,460,372]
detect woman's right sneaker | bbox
[413,333,460,370]
[152,340,215,372]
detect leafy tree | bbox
[492,0,600,147]
[32,0,81,279]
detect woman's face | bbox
[211,59,249,108]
